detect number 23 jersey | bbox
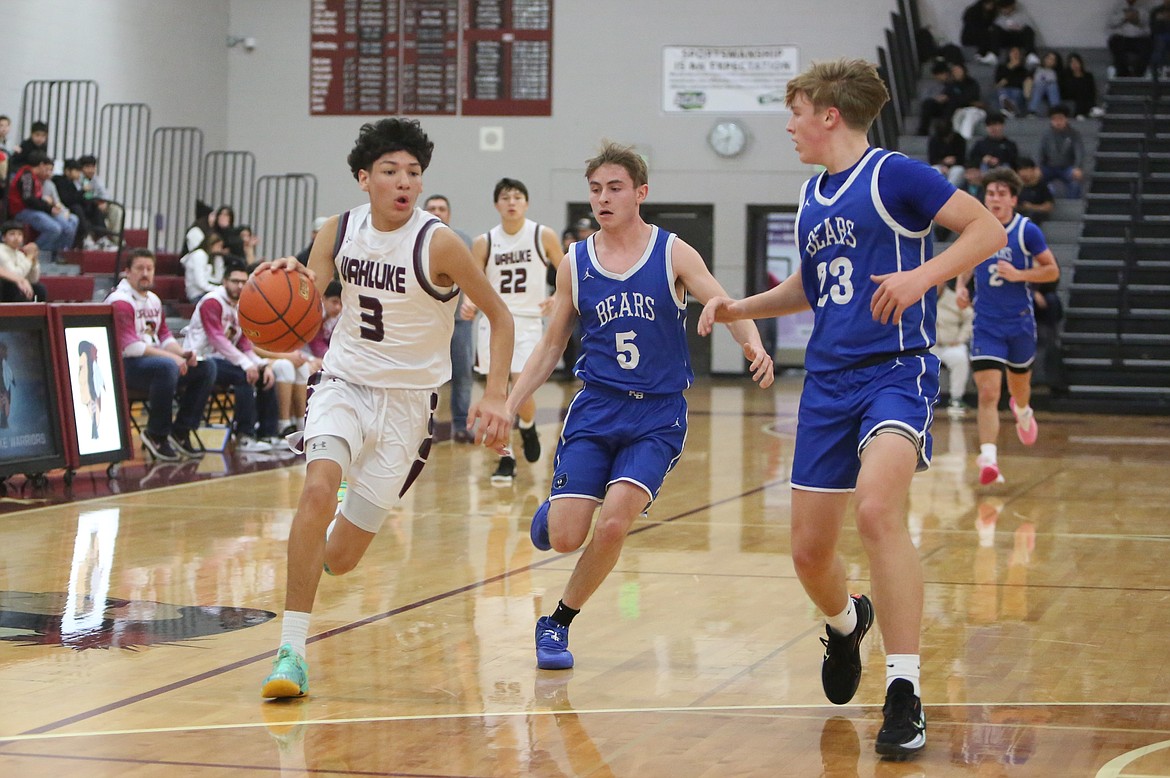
[796,148,955,373]
[570,225,693,394]
[323,204,459,389]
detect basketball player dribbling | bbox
[698,59,1007,757]
[258,117,515,699]
[507,141,774,674]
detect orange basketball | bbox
[237,268,324,352]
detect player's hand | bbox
[697,296,737,336]
[995,259,1022,282]
[742,341,775,389]
[468,392,513,452]
[870,270,929,324]
[255,256,316,282]
[955,285,971,309]
[459,299,478,321]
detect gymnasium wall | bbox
[5,0,1111,371]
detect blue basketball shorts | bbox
[549,384,687,504]
[970,312,1037,369]
[791,353,940,492]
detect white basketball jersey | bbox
[323,204,458,389]
[484,219,547,318]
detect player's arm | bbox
[537,225,566,316]
[672,240,773,388]
[429,228,514,449]
[871,189,1006,324]
[998,247,1059,284]
[460,233,491,320]
[697,267,810,334]
[507,259,578,414]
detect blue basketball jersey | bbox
[796,148,955,372]
[569,226,693,394]
[972,213,1048,321]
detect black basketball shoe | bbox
[491,455,515,485]
[520,424,541,462]
[820,593,873,705]
[875,679,926,757]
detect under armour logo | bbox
[582,267,594,280]
[311,441,328,451]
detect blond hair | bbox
[785,58,890,131]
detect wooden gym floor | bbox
[1,376,1169,776]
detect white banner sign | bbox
[663,45,798,113]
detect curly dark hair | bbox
[346,118,434,179]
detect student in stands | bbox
[0,221,46,302]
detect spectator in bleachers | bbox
[917,59,976,136]
[236,224,260,267]
[963,0,1001,64]
[214,205,245,258]
[1060,54,1104,119]
[1015,157,1055,223]
[1150,0,1170,76]
[1037,105,1085,198]
[995,46,1030,115]
[78,155,123,240]
[1107,0,1152,77]
[0,115,12,160]
[38,168,82,249]
[181,231,226,303]
[185,200,214,253]
[107,248,216,461]
[967,112,1019,172]
[53,159,110,248]
[183,257,279,453]
[8,151,78,262]
[949,61,988,139]
[928,118,969,187]
[1027,51,1064,117]
[989,0,1039,64]
[294,216,328,265]
[0,221,46,302]
[932,279,975,417]
[963,166,986,200]
[10,121,49,171]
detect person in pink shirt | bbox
[183,257,280,453]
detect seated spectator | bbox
[183,257,279,452]
[1037,105,1085,198]
[1060,54,1104,119]
[1015,157,1055,222]
[107,248,216,461]
[8,151,78,262]
[185,200,215,253]
[1027,51,1064,116]
[967,112,1020,172]
[995,46,1031,115]
[1151,0,1170,76]
[989,0,1038,62]
[963,166,986,200]
[948,62,988,139]
[963,0,1001,63]
[928,118,969,186]
[294,216,328,265]
[78,155,124,239]
[931,279,974,416]
[53,159,111,248]
[918,59,978,136]
[1108,0,1152,77]
[38,170,82,249]
[214,205,245,258]
[0,115,12,160]
[181,232,226,303]
[10,121,49,171]
[236,224,260,268]
[0,221,46,302]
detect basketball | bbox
[237,268,324,352]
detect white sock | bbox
[280,611,310,658]
[825,597,857,637]
[278,418,291,429]
[886,654,921,696]
[980,443,997,463]
[518,417,535,429]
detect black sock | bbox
[551,600,579,628]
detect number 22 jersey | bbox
[796,148,955,372]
